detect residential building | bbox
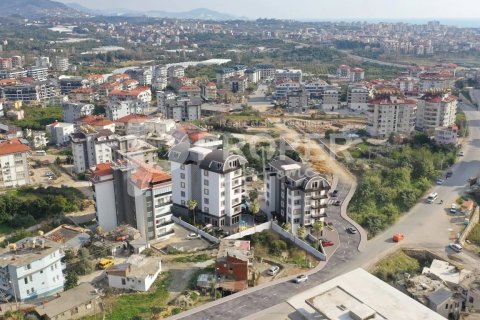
[86,74,105,86]
[112,135,158,165]
[62,102,95,123]
[26,66,48,82]
[229,76,247,93]
[11,56,23,69]
[322,86,340,111]
[34,56,50,68]
[336,64,351,79]
[264,156,330,234]
[1,81,58,103]
[114,114,152,136]
[286,89,309,113]
[169,143,248,227]
[0,138,31,188]
[349,67,365,82]
[248,268,444,320]
[91,162,175,241]
[70,129,117,173]
[52,56,69,72]
[201,82,217,101]
[0,57,12,69]
[245,68,260,84]
[275,69,303,83]
[416,93,457,131]
[169,76,194,91]
[397,76,419,95]
[59,76,89,95]
[68,88,97,103]
[27,130,48,149]
[34,283,101,320]
[216,67,236,84]
[108,86,152,112]
[122,79,139,91]
[0,237,65,302]
[158,94,201,121]
[275,81,301,99]
[179,85,202,101]
[347,84,369,112]
[0,69,27,79]
[106,100,144,121]
[125,67,153,86]
[215,240,254,292]
[76,115,115,133]
[366,95,417,138]
[304,80,328,98]
[419,72,456,92]
[255,64,275,80]
[106,255,161,292]
[167,65,185,79]
[435,125,459,145]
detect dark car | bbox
[331,190,339,197]
[333,200,341,206]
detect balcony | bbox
[311,211,327,218]
[156,220,175,228]
[310,202,328,209]
[311,193,328,200]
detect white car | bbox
[436,178,445,185]
[186,233,201,240]
[295,274,308,283]
[267,265,280,276]
[459,151,464,156]
[450,204,457,214]
[449,243,463,252]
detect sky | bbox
[58,0,480,20]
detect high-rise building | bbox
[416,93,457,131]
[0,138,31,188]
[169,142,248,227]
[52,56,69,72]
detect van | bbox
[426,192,438,204]
[98,258,114,270]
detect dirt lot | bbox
[152,225,213,252]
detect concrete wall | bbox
[172,216,220,244]
[459,206,479,245]
[224,222,272,240]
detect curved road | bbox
[172,102,480,320]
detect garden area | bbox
[7,105,62,130]
[371,250,423,284]
[0,186,87,232]
[346,134,458,237]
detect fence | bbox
[224,221,272,240]
[459,206,479,245]
[172,216,220,244]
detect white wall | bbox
[95,180,117,232]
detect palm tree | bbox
[283,222,292,233]
[312,220,324,247]
[187,199,198,227]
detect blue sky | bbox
[60,0,480,20]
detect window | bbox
[204,180,209,186]
[204,198,209,204]
[122,278,126,285]
[181,182,185,188]
[293,218,300,224]
[204,189,209,195]
[181,191,185,197]
[180,164,185,170]
[24,278,28,284]
[221,191,225,197]
[204,207,209,213]
[180,173,185,179]
[204,171,209,176]
[181,200,185,206]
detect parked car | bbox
[450,204,458,214]
[347,227,358,234]
[436,178,445,185]
[294,274,308,283]
[333,200,342,206]
[459,151,464,156]
[267,265,280,276]
[98,258,114,270]
[187,233,201,240]
[321,240,334,247]
[449,243,463,252]
[392,233,404,242]
[331,190,339,197]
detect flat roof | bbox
[281,164,302,171]
[287,268,445,320]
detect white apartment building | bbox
[322,86,340,111]
[0,138,31,188]
[419,72,455,92]
[106,100,144,121]
[275,81,301,99]
[435,125,459,145]
[34,56,50,68]
[367,95,417,138]
[275,69,303,83]
[70,129,117,173]
[245,68,260,84]
[264,156,331,234]
[216,67,236,84]
[91,162,175,241]
[26,67,48,82]
[347,85,370,112]
[158,95,201,122]
[52,56,69,72]
[169,143,248,227]
[336,64,351,79]
[62,102,95,123]
[108,87,152,112]
[416,93,457,131]
[0,237,65,302]
[286,90,309,113]
[255,64,275,80]
[167,65,185,79]
[46,121,75,146]
[349,67,365,82]
[304,80,328,98]
[106,255,161,292]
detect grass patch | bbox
[0,223,13,235]
[7,105,63,130]
[372,250,421,283]
[101,273,171,320]
[467,224,480,246]
[173,253,211,263]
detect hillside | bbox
[0,0,87,18]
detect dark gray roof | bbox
[199,150,247,174]
[428,287,452,306]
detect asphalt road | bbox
[174,103,480,320]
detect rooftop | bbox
[0,237,63,268]
[131,164,172,189]
[0,138,31,156]
[109,86,150,97]
[218,240,253,262]
[115,114,151,124]
[106,254,161,279]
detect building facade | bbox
[416,93,457,131]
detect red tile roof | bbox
[0,138,31,156]
[131,165,172,189]
[71,88,95,94]
[91,162,113,179]
[109,86,150,97]
[77,115,114,126]
[115,114,151,124]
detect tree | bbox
[187,199,198,226]
[297,226,306,239]
[248,189,258,203]
[282,222,292,233]
[250,200,260,215]
[64,271,78,290]
[312,220,324,245]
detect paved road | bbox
[173,103,480,320]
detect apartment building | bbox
[0,69,27,79]
[167,65,185,79]
[434,125,459,145]
[0,237,65,302]
[26,67,48,82]
[34,56,50,68]
[91,162,175,241]
[255,64,275,80]
[350,67,365,82]
[46,121,75,146]
[229,76,247,93]
[322,86,340,111]
[169,142,248,227]
[286,89,309,113]
[336,64,351,79]
[347,84,370,112]
[245,68,260,84]
[108,87,152,112]
[125,67,153,86]
[0,138,31,188]
[59,76,89,95]
[275,81,301,99]
[216,67,236,84]
[112,135,158,165]
[179,85,202,101]
[201,82,217,101]
[70,128,117,173]
[0,57,12,69]
[2,81,58,103]
[264,156,331,234]
[416,93,457,131]
[52,56,69,72]
[304,80,328,98]
[62,102,95,123]
[367,95,417,138]
[105,100,143,121]
[106,255,162,292]
[419,72,455,92]
[157,94,201,122]
[275,69,303,83]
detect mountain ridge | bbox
[0,0,88,18]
